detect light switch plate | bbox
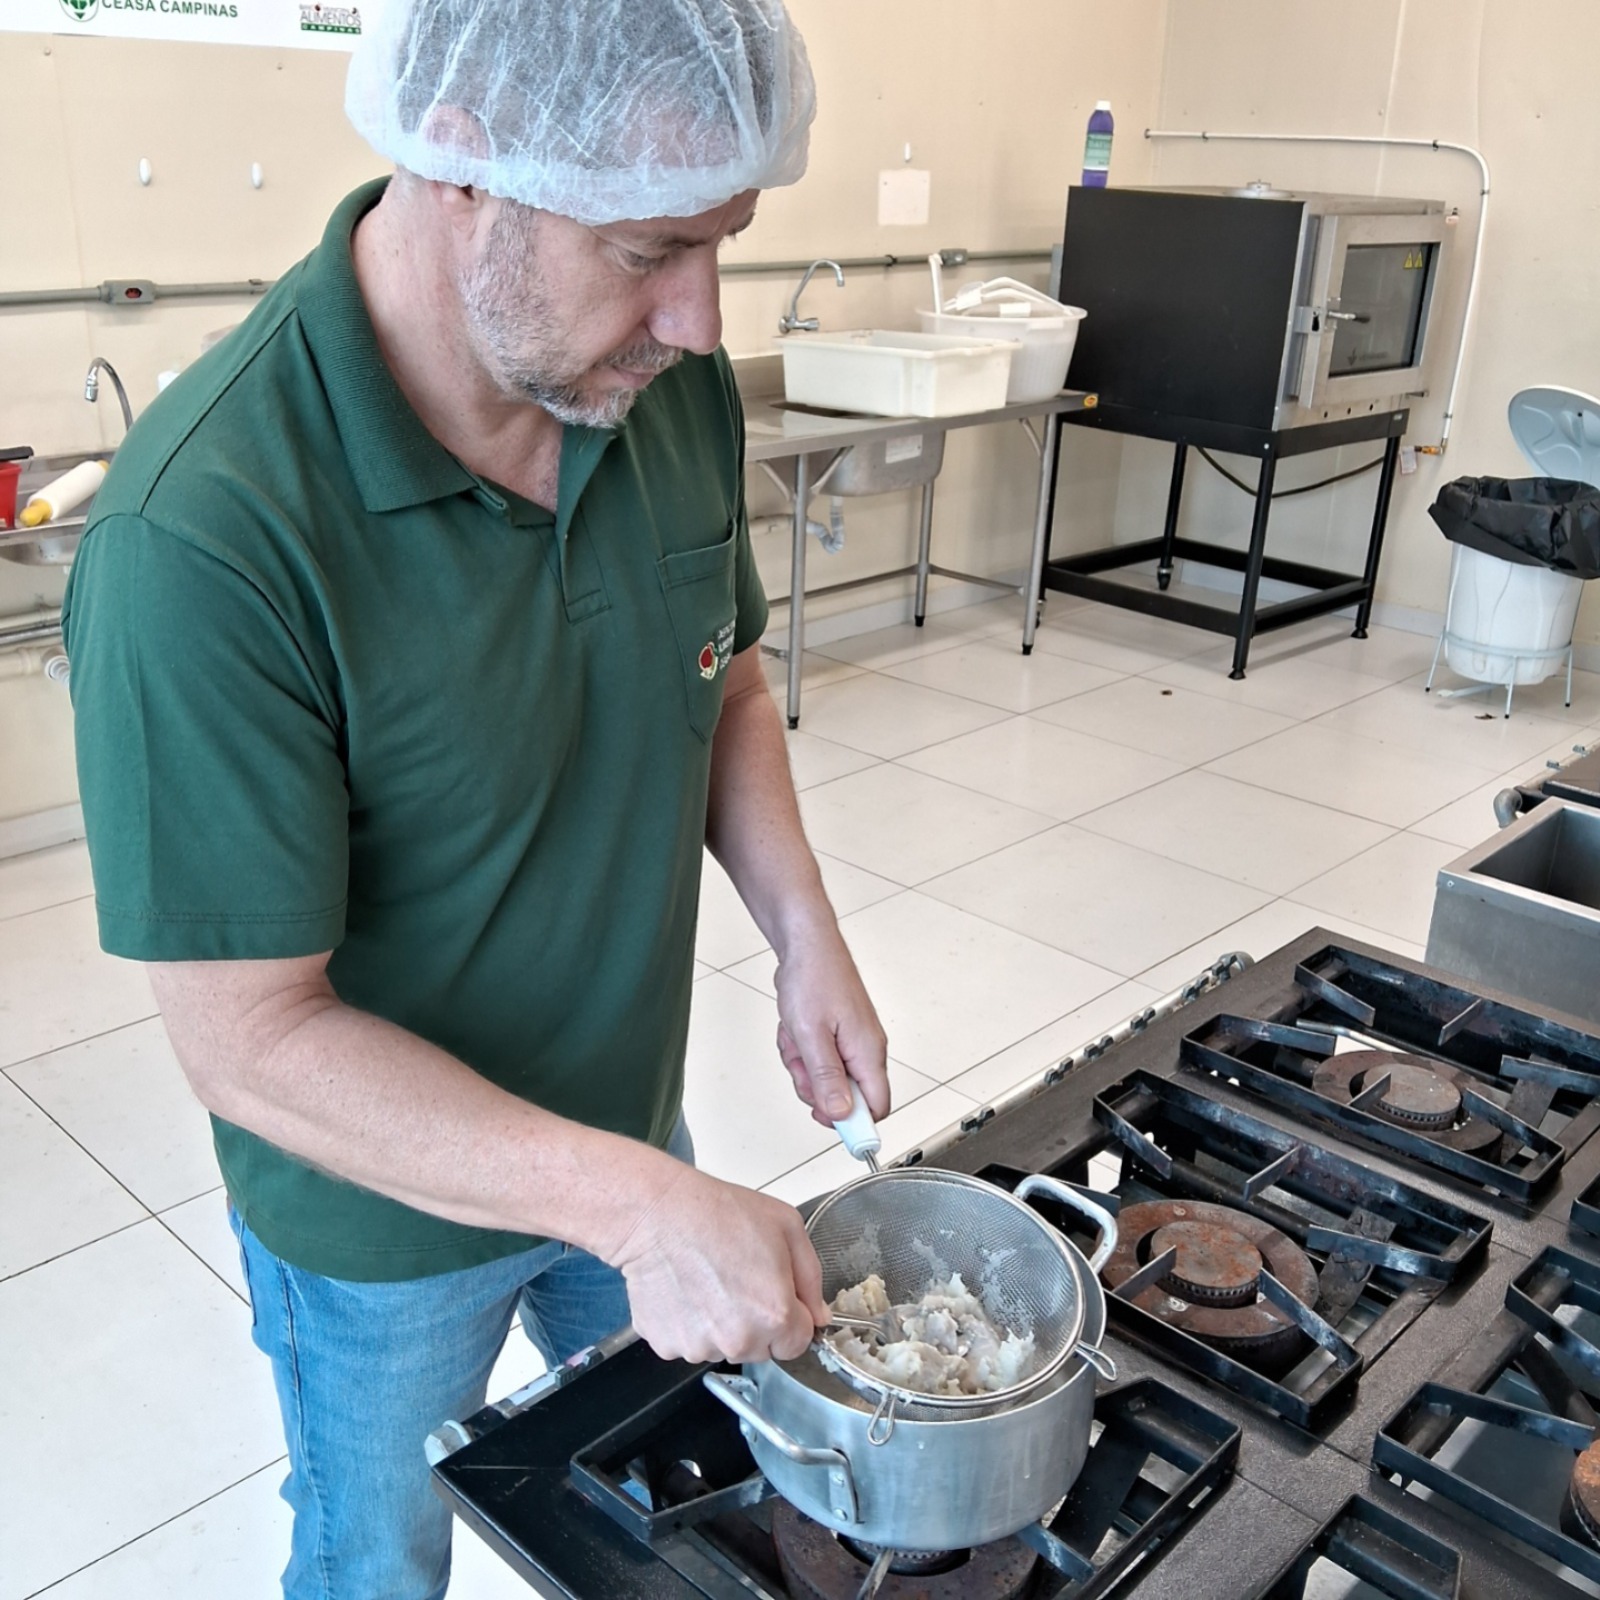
[878,168,931,227]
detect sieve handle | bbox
[832,1081,882,1170]
[1013,1174,1119,1274]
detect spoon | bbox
[824,1308,906,1345]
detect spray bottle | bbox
[1081,101,1114,187]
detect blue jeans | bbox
[232,1118,693,1600]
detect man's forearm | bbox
[153,964,680,1262]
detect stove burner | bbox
[1101,1201,1319,1367]
[1571,1442,1600,1549]
[1150,1218,1264,1307]
[1311,1051,1500,1150]
[772,1502,1036,1600]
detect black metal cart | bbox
[1035,402,1407,679]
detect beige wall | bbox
[0,2,1171,823]
[1118,0,1600,651]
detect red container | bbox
[0,461,21,531]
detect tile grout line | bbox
[2,1004,164,1079]
[20,1457,289,1599]
[0,887,97,928]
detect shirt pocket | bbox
[656,521,739,743]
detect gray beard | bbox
[460,209,681,429]
[508,373,641,429]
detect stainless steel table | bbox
[740,382,1095,726]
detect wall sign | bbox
[5,0,389,50]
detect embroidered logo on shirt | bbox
[698,620,736,681]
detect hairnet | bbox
[345,0,815,225]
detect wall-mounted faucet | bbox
[778,259,845,335]
[84,358,134,437]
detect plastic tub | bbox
[918,303,1085,403]
[1442,543,1583,687]
[780,330,1014,419]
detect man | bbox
[61,2,889,1596]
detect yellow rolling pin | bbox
[19,460,108,528]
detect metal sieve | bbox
[801,1167,1117,1420]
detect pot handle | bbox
[1075,1341,1117,1382]
[1013,1174,1119,1274]
[701,1372,860,1526]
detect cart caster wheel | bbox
[787,716,799,730]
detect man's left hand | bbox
[773,927,890,1128]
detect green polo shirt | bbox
[61,179,767,1281]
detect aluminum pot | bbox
[703,1175,1115,1552]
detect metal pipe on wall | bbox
[1142,129,1492,451]
[0,615,64,650]
[0,250,1055,311]
[0,279,273,311]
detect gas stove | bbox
[431,930,1600,1599]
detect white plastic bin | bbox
[780,330,1013,419]
[917,279,1085,404]
[1442,543,1584,686]
[1429,386,1598,709]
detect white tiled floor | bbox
[4,596,1596,1597]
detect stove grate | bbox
[994,1071,1494,1430]
[1255,1494,1462,1600]
[1374,1247,1600,1592]
[1179,945,1600,1204]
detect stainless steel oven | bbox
[1057,185,1451,431]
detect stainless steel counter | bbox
[732,350,1095,725]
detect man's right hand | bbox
[607,1162,827,1364]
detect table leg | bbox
[1157,441,1188,591]
[1352,434,1402,639]
[913,478,936,626]
[1022,411,1063,656]
[786,453,811,728]
[1229,444,1277,680]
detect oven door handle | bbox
[702,1371,860,1525]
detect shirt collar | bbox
[295,179,480,515]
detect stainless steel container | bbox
[703,1177,1114,1552]
[1427,797,1600,1026]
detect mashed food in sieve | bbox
[829,1272,1036,1396]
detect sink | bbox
[811,429,946,496]
[731,351,947,496]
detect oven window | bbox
[1330,242,1433,375]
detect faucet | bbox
[84,358,134,436]
[778,259,845,334]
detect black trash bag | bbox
[1428,476,1600,579]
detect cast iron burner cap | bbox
[771,1500,1036,1600]
[1149,1218,1264,1308]
[1101,1200,1319,1369]
[1571,1442,1600,1548]
[1311,1051,1501,1151]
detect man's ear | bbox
[418,102,492,162]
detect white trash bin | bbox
[1427,386,1599,715]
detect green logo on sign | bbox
[300,3,361,32]
[58,0,100,19]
